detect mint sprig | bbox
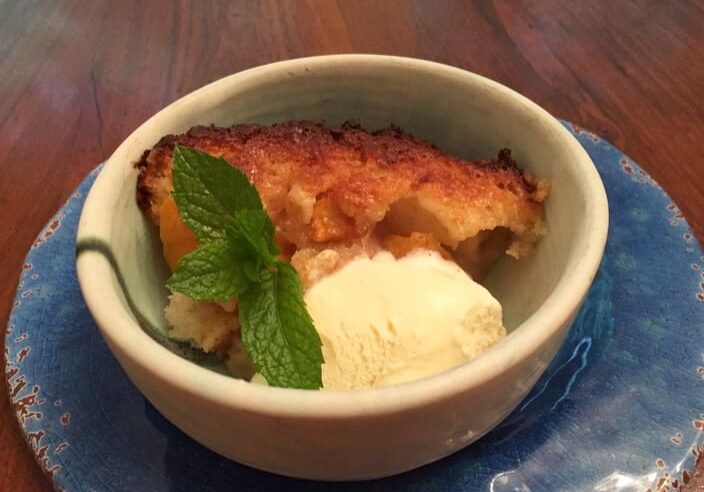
[167,145,323,389]
[171,146,263,242]
[166,240,251,301]
[239,262,323,389]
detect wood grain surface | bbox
[1,1,703,490]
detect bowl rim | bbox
[76,54,609,418]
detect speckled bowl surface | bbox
[74,55,608,480]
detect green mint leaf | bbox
[172,145,263,243]
[243,259,264,283]
[238,261,323,389]
[167,240,252,301]
[167,145,323,389]
[223,209,280,283]
[226,209,280,262]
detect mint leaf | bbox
[238,262,323,389]
[172,145,262,243]
[167,145,324,389]
[167,240,252,301]
[224,209,280,283]
[243,259,265,283]
[227,209,280,261]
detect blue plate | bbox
[6,123,704,491]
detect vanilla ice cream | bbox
[303,250,506,389]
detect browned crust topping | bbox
[136,121,547,263]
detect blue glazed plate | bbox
[6,123,704,492]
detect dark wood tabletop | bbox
[2,1,703,490]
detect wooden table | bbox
[1,1,703,490]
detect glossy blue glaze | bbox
[6,123,703,491]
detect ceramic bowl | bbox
[75,55,608,480]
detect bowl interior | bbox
[82,56,596,345]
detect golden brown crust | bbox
[136,121,547,266]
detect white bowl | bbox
[76,55,608,480]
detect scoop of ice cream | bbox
[303,250,506,389]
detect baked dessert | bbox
[135,121,548,381]
[137,121,547,281]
